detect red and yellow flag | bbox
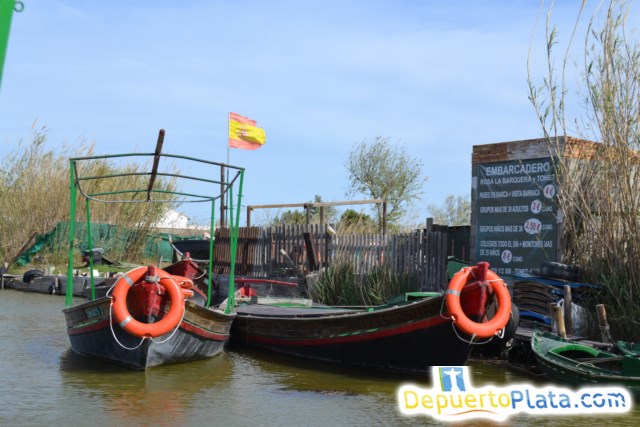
[228,112,266,150]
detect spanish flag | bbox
[228,112,266,150]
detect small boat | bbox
[617,340,640,357]
[62,131,245,370]
[230,262,515,375]
[63,264,235,370]
[531,330,640,396]
[10,274,86,296]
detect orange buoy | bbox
[445,262,511,339]
[111,266,185,338]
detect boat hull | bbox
[532,331,640,397]
[64,297,235,370]
[231,290,486,375]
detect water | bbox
[1,289,639,427]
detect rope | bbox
[150,302,186,345]
[450,322,496,345]
[108,300,146,351]
[106,277,186,349]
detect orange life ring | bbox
[445,263,511,339]
[111,267,185,338]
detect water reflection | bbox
[59,349,233,426]
[2,289,640,427]
[229,346,428,395]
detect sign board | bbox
[475,157,557,276]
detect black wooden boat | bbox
[63,264,235,370]
[62,131,245,370]
[230,263,514,375]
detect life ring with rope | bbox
[445,262,511,339]
[111,266,185,338]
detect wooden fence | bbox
[212,221,454,291]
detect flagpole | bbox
[227,111,230,166]
[225,112,231,227]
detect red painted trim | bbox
[68,318,228,342]
[235,277,298,287]
[67,318,112,336]
[180,321,229,341]
[243,314,451,347]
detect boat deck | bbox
[236,303,359,318]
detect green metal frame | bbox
[0,0,23,92]
[65,129,244,313]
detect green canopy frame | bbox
[0,0,23,91]
[66,129,244,314]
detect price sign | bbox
[475,158,557,276]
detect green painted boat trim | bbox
[532,330,640,397]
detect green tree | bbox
[427,194,470,226]
[345,137,426,229]
[337,209,377,232]
[270,195,338,225]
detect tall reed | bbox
[0,126,177,266]
[310,256,418,306]
[529,1,640,339]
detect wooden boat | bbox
[531,330,640,396]
[62,131,245,370]
[10,274,86,296]
[63,264,235,370]
[230,262,515,375]
[617,340,640,357]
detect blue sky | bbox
[1,1,591,225]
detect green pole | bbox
[0,0,20,92]
[224,171,244,315]
[225,186,235,314]
[66,161,77,307]
[85,199,95,300]
[207,199,215,308]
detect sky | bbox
[0,1,597,226]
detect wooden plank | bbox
[303,232,318,271]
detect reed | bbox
[529,1,640,340]
[310,256,418,306]
[0,126,177,266]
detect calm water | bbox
[1,289,639,427]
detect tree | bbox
[269,195,339,226]
[337,209,377,232]
[345,137,426,229]
[427,194,470,226]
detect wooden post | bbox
[548,302,557,331]
[246,206,252,227]
[563,285,572,336]
[553,304,566,338]
[303,232,317,271]
[596,304,612,344]
[382,201,387,236]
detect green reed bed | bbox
[310,258,418,306]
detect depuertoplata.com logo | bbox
[397,366,632,422]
